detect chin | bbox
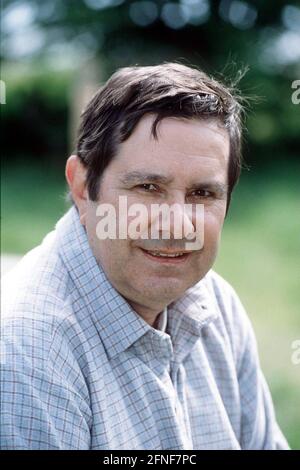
[139,279,188,302]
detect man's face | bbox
[84,114,230,313]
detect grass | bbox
[1,164,68,254]
[215,163,300,449]
[1,162,300,449]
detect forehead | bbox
[109,114,230,181]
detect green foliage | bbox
[2,65,71,164]
[2,0,299,168]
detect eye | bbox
[136,183,158,192]
[189,189,212,198]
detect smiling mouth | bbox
[140,248,192,263]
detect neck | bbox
[127,300,164,328]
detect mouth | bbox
[140,248,192,264]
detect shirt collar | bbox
[156,306,168,332]
[56,206,219,361]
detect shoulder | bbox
[1,230,80,371]
[199,269,256,369]
[1,251,91,409]
[203,269,250,322]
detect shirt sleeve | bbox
[0,317,92,450]
[232,293,290,450]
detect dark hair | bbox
[76,62,245,212]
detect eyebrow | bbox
[120,171,174,185]
[120,171,228,195]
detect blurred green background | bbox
[1,0,299,449]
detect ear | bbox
[65,155,88,225]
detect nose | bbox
[150,191,195,241]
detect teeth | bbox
[147,251,185,258]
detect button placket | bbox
[170,362,193,447]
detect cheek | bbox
[203,206,225,245]
[92,239,130,282]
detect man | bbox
[1,63,289,449]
